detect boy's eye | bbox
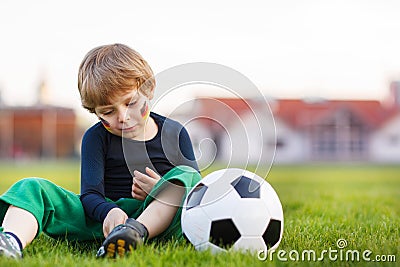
[102,110,113,115]
[128,101,137,107]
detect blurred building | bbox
[178,82,400,164]
[0,80,77,159]
[271,98,399,163]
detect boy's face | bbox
[95,89,152,139]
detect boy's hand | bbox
[103,208,128,238]
[131,167,161,201]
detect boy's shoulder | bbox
[86,121,106,132]
[151,112,184,132]
[82,121,108,140]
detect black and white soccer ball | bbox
[181,168,283,253]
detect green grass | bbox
[0,161,398,266]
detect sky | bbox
[1,0,400,115]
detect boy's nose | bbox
[117,107,130,123]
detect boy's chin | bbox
[121,130,145,140]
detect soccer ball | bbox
[181,168,283,253]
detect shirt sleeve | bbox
[178,126,199,172]
[79,125,118,223]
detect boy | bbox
[0,43,201,259]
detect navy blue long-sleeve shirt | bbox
[80,112,199,223]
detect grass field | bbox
[0,161,398,266]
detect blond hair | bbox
[77,43,155,113]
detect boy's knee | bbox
[167,166,201,181]
[13,177,50,190]
[174,165,198,174]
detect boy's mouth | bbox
[121,125,137,131]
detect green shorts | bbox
[0,165,201,242]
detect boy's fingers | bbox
[133,170,150,182]
[145,167,160,180]
[133,172,147,186]
[133,169,159,184]
[133,183,147,195]
[135,192,146,201]
[132,168,159,198]
[132,184,141,194]
[131,185,146,200]
[133,170,144,179]
[133,177,147,188]
[132,181,149,196]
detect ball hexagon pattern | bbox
[181,168,284,253]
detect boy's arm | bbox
[80,126,119,222]
[178,126,199,171]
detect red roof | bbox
[194,97,255,128]
[273,99,397,129]
[194,97,399,130]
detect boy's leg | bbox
[136,180,185,239]
[142,166,201,241]
[0,178,103,243]
[118,165,201,241]
[97,166,200,258]
[96,181,186,258]
[2,206,38,248]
